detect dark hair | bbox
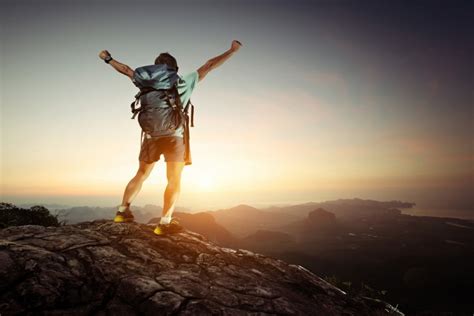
[154,52,178,71]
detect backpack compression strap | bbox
[131,85,194,125]
[130,87,157,119]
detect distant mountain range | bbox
[206,198,409,238]
[262,198,410,219]
[18,203,70,211]
[53,204,190,224]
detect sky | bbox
[1,0,473,213]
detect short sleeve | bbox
[183,71,198,91]
[177,70,199,106]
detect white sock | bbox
[118,205,128,213]
[160,216,172,225]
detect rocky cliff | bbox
[0,221,402,315]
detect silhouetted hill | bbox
[308,208,337,225]
[210,204,300,237]
[0,221,401,315]
[280,208,339,242]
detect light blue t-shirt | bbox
[176,71,199,108]
[133,67,199,138]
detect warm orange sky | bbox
[1,1,473,212]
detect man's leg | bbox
[161,161,185,223]
[120,160,156,207]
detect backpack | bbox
[130,64,195,165]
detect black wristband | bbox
[104,55,113,64]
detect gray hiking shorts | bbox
[139,136,185,163]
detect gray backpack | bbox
[130,64,194,165]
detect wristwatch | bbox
[104,55,113,64]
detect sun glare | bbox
[183,167,218,192]
[197,176,215,191]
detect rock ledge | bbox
[0,221,402,315]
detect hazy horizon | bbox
[1,0,473,214]
[3,196,474,221]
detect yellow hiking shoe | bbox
[113,208,135,223]
[153,218,183,235]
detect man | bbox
[98,40,242,235]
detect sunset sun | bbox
[196,175,215,191]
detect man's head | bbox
[155,52,178,72]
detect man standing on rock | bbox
[98,40,242,235]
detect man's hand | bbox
[230,40,242,53]
[197,40,243,82]
[99,50,134,80]
[99,50,111,60]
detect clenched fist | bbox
[230,40,242,52]
[98,50,111,60]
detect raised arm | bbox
[197,40,242,82]
[98,50,134,80]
